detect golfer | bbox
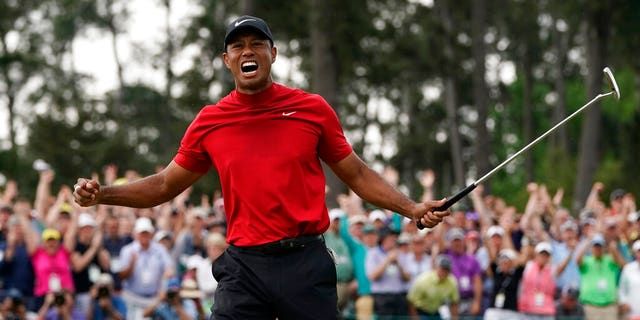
[73,15,449,319]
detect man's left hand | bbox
[414,198,449,229]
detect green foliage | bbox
[1,0,639,209]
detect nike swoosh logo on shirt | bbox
[235,19,256,27]
[282,111,297,116]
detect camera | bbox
[166,290,179,300]
[97,286,110,299]
[54,293,65,306]
[11,296,23,307]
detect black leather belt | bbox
[231,234,323,255]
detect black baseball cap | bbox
[436,255,452,270]
[224,15,274,49]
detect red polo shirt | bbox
[174,83,352,246]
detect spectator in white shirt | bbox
[619,240,640,320]
[194,232,227,317]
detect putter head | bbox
[603,67,620,101]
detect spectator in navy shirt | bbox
[0,214,36,312]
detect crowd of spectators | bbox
[0,165,226,320]
[323,167,639,320]
[0,164,638,320]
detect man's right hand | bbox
[73,178,101,207]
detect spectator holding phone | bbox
[37,291,85,320]
[142,278,198,320]
[0,288,38,320]
[87,273,126,320]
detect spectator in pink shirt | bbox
[518,241,556,320]
[26,227,76,310]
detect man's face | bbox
[137,231,153,247]
[498,257,513,271]
[536,251,551,265]
[410,237,427,254]
[436,267,450,281]
[561,229,577,243]
[223,31,276,94]
[362,232,378,247]
[450,238,464,254]
[592,244,603,257]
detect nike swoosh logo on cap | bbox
[282,111,297,116]
[235,19,257,27]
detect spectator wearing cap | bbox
[476,226,507,272]
[483,248,526,320]
[179,278,205,319]
[173,207,209,272]
[603,216,633,263]
[24,222,77,311]
[340,214,376,320]
[0,214,37,311]
[101,211,133,292]
[625,211,640,244]
[555,285,584,319]
[42,182,77,237]
[518,241,556,319]
[37,290,85,320]
[365,226,410,318]
[575,233,625,320]
[193,232,227,318]
[88,273,126,320]
[154,230,174,251]
[403,230,433,288]
[142,278,198,320]
[476,225,511,313]
[609,188,626,216]
[407,255,460,319]
[579,217,596,242]
[0,288,38,319]
[442,227,483,318]
[118,217,174,320]
[618,240,640,320]
[449,203,470,230]
[368,209,389,230]
[71,213,111,315]
[551,220,581,297]
[324,208,354,314]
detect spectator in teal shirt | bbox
[341,213,378,320]
[324,209,354,313]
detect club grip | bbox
[416,184,477,230]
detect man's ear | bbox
[222,52,231,69]
[271,46,277,63]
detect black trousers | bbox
[210,236,338,320]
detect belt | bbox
[231,234,323,255]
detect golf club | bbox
[417,66,621,229]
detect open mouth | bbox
[241,61,258,75]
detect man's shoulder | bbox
[120,241,140,253]
[272,83,328,104]
[622,260,640,272]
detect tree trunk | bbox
[551,18,569,151]
[436,0,464,189]
[239,0,255,15]
[310,0,342,208]
[471,0,491,193]
[573,1,610,211]
[521,56,534,183]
